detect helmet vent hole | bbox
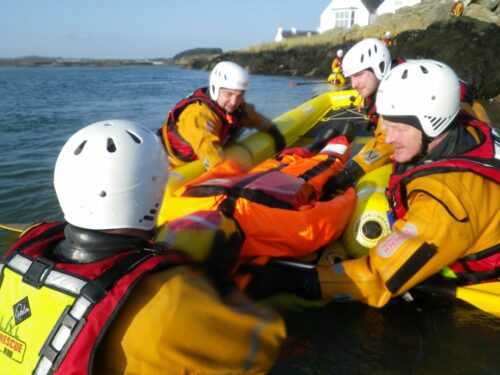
[368,48,372,57]
[360,54,364,63]
[126,130,142,144]
[74,140,87,155]
[431,95,436,100]
[379,61,386,75]
[99,191,107,197]
[420,65,429,74]
[107,138,116,153]
[374,44,378,53]
[401,69,408,79]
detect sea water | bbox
[0,66,498,374]
[0,66,314,227]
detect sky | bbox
[1,0,331,59]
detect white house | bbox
[317,0,422,33]
[317,0,380,32]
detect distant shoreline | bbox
[0,57,175,68]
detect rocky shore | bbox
[178,1,499,99]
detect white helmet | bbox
[209,61,250,101]
[342,38,391,80]
[376,60,460,138]
[337,49,344,58]
[54,120,169,231]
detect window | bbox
[335,10,354,28]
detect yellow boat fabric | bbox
[93,266,286,375]
[318,171,499,307]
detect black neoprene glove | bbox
[267,125,286,153]
[206,230,243,291]
[323,160,365,196]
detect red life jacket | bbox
[161,87,245,162]
[386,116,500,282]
[0,221,186,375]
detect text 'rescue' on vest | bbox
[0,221,185,375]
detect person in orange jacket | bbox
[158,61,285,170]
[450,0,465,17]
[0,120,285,374]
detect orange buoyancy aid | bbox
[163,149,357,258]
[331,57,343,72]
[387,116,500,282]
[158,87,245,162]
[0,221,185,375]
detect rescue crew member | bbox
[382,31,392,47]
[265,60,499,306]
[0,120,285,374]
[450,0,465,17]
[329,49,345,85]
[158,61,286,170]
[323,38,492,194]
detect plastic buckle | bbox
[22,256,54,288]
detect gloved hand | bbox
[206,231,243,290]
[267,125,286,153]
[323,161,364,195]
[277,147,314,159]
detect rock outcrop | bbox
[180,0,499,99]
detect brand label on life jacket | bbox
[13,297,31,325]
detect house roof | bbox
[361,0,384,13]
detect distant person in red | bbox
[382,31,392,47]
[450,0,464,17]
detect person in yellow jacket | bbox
[0,120,285,374]
[158,61,285,170]
[328,49,345,85]
[450,0,465,17]
[316,60,500,307]
[323,38,492,194]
